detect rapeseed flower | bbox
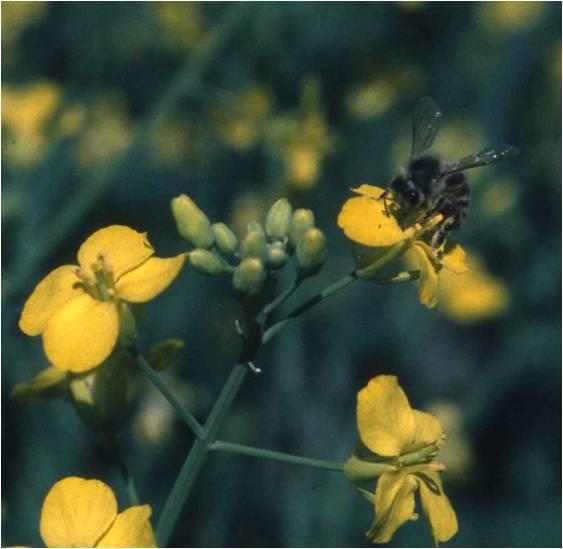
[40,476,156,547]
[346,375,457,544]
[337,184,467,307]
[19,225,187,373]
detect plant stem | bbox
[130,347,205,440]
[262,272,357,344]
[210,441,344,473]
[105,434,139,506]
[260,275,304,317]
[155,364,248,546]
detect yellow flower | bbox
[349,375,458,544]
[19,225,187,373]
[337,184,468,307]
[40,476,156,547]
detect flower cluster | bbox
[172,194,327,298]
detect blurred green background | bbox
[2,2,561,547]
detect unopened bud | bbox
[266,241,288,269]
[171,194,214,249]
[289,209,315,247]
[233,257,266,295]
[69,356,128,432]
[212,223,238,255]
[11,367,68,404]
[265,198,293,239]
[147,338,185,371]
[240,227,266,260]
[189,249,225,275]
[296,227,327,273]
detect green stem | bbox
[210,441,344,473]
[262,272,357,344]
[130,347,204,440]
[260,275,304,317]
[155,364,248,546]
[105,434,139,506]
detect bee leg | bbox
[431,215,458,256]
[379,189,392,217]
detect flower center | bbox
[73,253,117,301]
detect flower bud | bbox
[296,227,327,272]
[266,241,288,269]
[265,198,293,239]
[240,227,266,260]
[171,194,214,249]
[69,355,128,432]
[233,257,266,295]
[189,249,225,275]
[11,367,68,403]
[147,338,185,371]
[289,209,315,247]
[212,223,238,255]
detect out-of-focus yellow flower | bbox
[19,226,187,373]
[479,177,519,218]
[346,376,457,545]
[212,86,273,151]
[266,78,335,192]
[156,1,206,52]
[338,184,468,307]
[2,2,47,51]
[478,2,545,33]
[229,191,267,238]
[76,94,131,169]
[438,253,510,324]
[2,81,61,167]
[345,79,397,120]
[426,400,474,483]
[40,477,156,547]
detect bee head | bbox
[390,175,424,208]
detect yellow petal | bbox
[440,240,468,274]
[11,367,68,403]
[40,477,117,548]
[77,225,154,279]
[357,375,415,457]
[116,253,188,303]
[43,294,119,372]
[351,184,386,198]
[97,505,156,548]
[417,472,458,543]
[367,471,418,543]
[19,265,82,336]
[408,410,443,453]
[413,243,439,308]
[338,187,405,247]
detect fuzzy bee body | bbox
[385,97,518,252]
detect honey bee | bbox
[382,97,519,252]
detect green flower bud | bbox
[171,194,214,249]
[11,367,68,404]
[289,209,315,247]
[212,223,238,255]
[189,249,225,275]
[266,241,288,269]
[147,338,185,371]
[69,354,129,432]
[240,228,266,260]
[233,257,266,295]
[265,198,293,239]
[296,227,327,273]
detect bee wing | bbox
[441,145,520,175]
[411,97,442,157]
